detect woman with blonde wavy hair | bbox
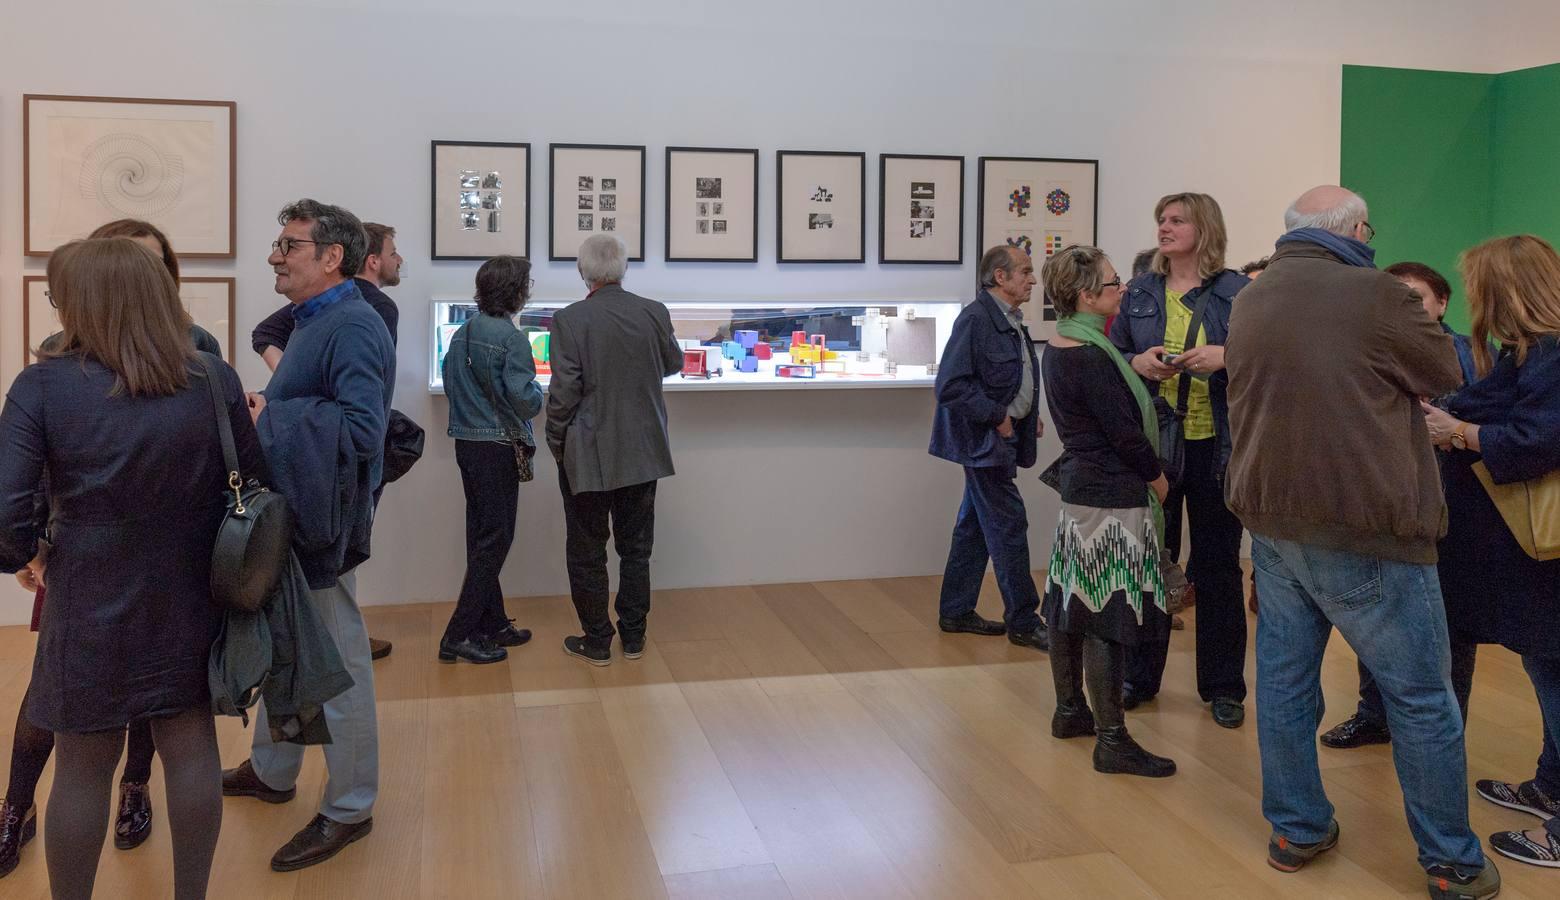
[1422,235,1560,870]
[1108,192,1251,727]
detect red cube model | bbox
[682,348,711,378]
[791,330,808,349]
[753,343,773,360]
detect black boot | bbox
[1049,630,1095,738]
[1093,726,1177,778]
[0,800,36,878]
[1052,703,1096,739]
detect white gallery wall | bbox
[2,0,1559,624]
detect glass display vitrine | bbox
[428,298,963,393]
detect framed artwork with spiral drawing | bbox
[24,95,236,257]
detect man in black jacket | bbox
[251,221,402,662]
[928,245,1048,651]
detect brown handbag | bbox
[1472,461,1560,561]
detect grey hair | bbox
[978,244,1021,289]
[277,199,368,277]
[577,234,628,285]
[1283,191,1369,237]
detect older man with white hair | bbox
[547,234,683,666]
[1225,186,1498,898]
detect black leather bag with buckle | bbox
[199,356,294,613]
[1155,281,1214,487]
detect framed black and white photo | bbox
[431,141,530,260]
[549,143,645,261]
[977,156,1099,338]
[776,150,865,263]
[24,94,236,257]
[24,274,236,361]
[879,154,964,264]
[665,147,758,262]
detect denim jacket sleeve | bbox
[502,330,544,424]
[935,309,1006,427]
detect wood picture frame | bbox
[23,275,237,362]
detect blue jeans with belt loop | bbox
[1251,533,1484,873]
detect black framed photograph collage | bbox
[428,143,1098,274]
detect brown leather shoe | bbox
[270,814,373,872]
[221,759,296,804]
[370,637,392,660]
[114,781,153,850]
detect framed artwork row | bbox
[22,275,236,362]
[23,94,237,258]
[548,143,647,262]
[976,156,1100,339]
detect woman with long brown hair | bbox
[1422,235,1560,870]
[1109,192,1251,728]
[0,237,267,898]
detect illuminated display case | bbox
[428,298,963,393]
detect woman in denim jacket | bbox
[440,255,545,663]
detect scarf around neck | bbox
[1275,227,1377,268]
[1054,311,1164,538]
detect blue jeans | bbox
[1251,534,1484,872]
[938,464,1042,633]
[1523,654,1560,811]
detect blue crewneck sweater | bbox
[261,282,395,583]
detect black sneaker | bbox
[938,611,1005,636]
[1320,713,1391,749]
[562,635,611,667]
[1490,827,1560,868]
[1426,861,1501,899]
[1008,625,1049,652]
[1476,778,1560,820]
[622,637,645,660]
[1267,819,1339,872]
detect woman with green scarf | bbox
[1040,245,1176,778]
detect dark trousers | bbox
[1125,438,1247,702]
[558,465,658,653]
[444,439,520,643]
[1356,636,1477,727]
[937,464,1043,634]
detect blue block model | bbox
[722,341,746,360]
[736,329,759,349]
[737,356,758,373]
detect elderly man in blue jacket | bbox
[930,245,1048,651]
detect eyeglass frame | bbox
[270,237,327,256]
[45,289,57,309]
[1360,221,1376,244]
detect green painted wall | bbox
[1342,62,1560,331]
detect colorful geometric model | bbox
[721,341,747,361]
[1006,234,1034,257]
[735,329,759,349]
[1008,185,1032,217]
[1045,188,1071,216]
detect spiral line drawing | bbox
[77,133,185,218]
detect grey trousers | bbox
[250,571,379,824]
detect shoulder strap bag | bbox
[199,355,295,612]
[1472,461,1560,561]
[1154,281,1215,486]
[467,333,535,483]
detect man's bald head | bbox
[1284,185,1370,238]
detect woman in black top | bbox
[0,238,266,899]
[1040,245,1175,778]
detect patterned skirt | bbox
[1042,503,1171,646]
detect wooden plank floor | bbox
[0,572,1552,899]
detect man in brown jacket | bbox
[1224,186,1498,897]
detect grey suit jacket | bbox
[545,284,684,493]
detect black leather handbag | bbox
[381,409,425,485]
[1156,283,1214,487]
[199,356,294,613]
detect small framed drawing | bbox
[776,150,865,263]
[24,94,236,257]
[23,275,237,362]
[879,153,964,264]
[665,147,758,262]
[977,156,1099,339]
[431,141,529,260]
[549,143,646,261]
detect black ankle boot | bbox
[0,800,37,878]
[1093,726,1176,778]
[1051,702,1096,739]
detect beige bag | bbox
[1471,461,1560,561]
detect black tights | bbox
[46,706,221,900]
[1050,630,1128,731]
[5,687,157,816]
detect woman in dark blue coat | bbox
[1421,235,1560,870]
[1108,192,1250,727]
[0,238,267,899]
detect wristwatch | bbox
[1450,421,1469,450]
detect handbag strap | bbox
[196,354,243,483]
[1174,279,1217,415]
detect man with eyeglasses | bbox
[929,244,1049,652]
[221,199,394,874]
[251,222,404,661]
[1225,186,1497,896]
